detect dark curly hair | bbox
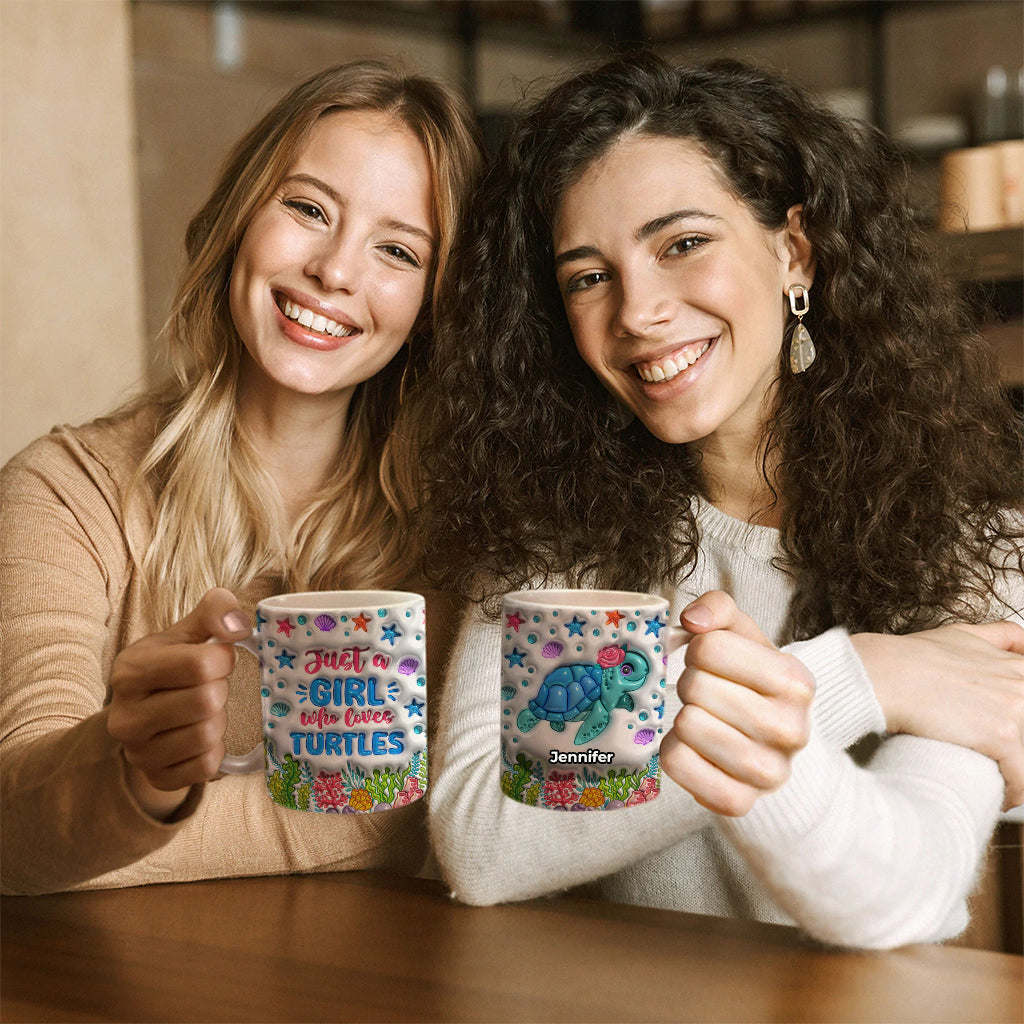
[413,52,1023,640]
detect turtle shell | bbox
[528,664,602,723]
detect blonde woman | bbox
[1,60,481,894]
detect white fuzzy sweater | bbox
[427,500,1018,949]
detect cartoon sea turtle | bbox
[516,644,650,745]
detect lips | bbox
[275,293,360,340]
[634,337,715,383]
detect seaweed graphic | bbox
[598,767,647,802]
[295,761,314,811]
[410,750,427,785]
[268,754,302,809]
[365,767,403,806]
[500,752,536,801]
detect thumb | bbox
[680,590,774,648]
[167,587,251,645]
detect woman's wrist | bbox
[848,632,906,734]
[123,760,192,822]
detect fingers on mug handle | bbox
[206,632,262,774]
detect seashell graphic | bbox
[397,656,419,675]
[500,686,517,701]
[270,701,291,718]
[541,641,563,658]
[634,728,656,745]
[313,614,336,632]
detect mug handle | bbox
[216,633,264,775]
[665,624,689,655]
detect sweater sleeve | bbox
[0,426,432,894]
[718,574,1021,950]
[0,429,199,893]
[427,602,713,906]
[719,728,1003,948]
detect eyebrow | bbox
[281,173,435,248]
[554,208,722,268]
[635,209,721,243]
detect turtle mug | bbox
[219,590,428,813]
[500,589,685,810]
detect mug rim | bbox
[258,590,424,610]
[502,589,667,609]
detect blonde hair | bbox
[127,60,482,626]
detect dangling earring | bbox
[787,284,816,374]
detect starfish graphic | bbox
[605,610,624,627]
[275,649,295,669]
[565,616,587,636]
[644,615,665,638]
[381,623,401,646]
[352,613,371,632]
[275,617,295,637]
[505,647,526,667]
[505,611,525,632]
[404,697,425,717]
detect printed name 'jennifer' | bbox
[549,749,615,764]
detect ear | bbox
[781,204,815,290]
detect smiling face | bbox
[229,108,435,410]
[552,133,812,452]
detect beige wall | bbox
[1,0,145,464]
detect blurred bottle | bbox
[975,65,1023,144]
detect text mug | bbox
[221,590,428,812]
[500,589,684,810]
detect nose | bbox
[304,234,360,294]
[613,266,674,339]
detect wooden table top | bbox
[2,871,1021,1023]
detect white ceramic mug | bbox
[499,589,684,810]
[221,590,428,813]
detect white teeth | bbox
[280,298,356,338]
[637,342,710,383]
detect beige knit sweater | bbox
[0,406,462,895]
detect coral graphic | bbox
[312,772,349,811]
[265,741,426,812]
[499,749,660,811]
[625,777,660,806]
[542,770,579,809]
[348,788,374,812]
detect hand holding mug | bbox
[107,587,250,819]
[660,591,815,817]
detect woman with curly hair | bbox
[1,59,481,894]
[417,53,1023,948]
